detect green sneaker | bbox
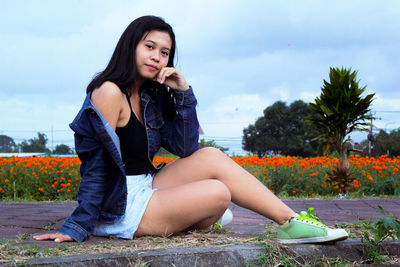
[277,208,348,244]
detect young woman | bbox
[33,16,348,244]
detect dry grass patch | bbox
[0,229,254,265]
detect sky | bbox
[1,0,400,155]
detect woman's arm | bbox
[162,88,199,157]
[90,81,125,131]
[34,83,124,242]
[155,68,200,157]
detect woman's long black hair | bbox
[86,15,177,120]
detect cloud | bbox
[198,93,271,137]
[374,94,400,110]
[0,93,78,146]
[1,0,399,153]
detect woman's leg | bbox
[135,179,231,236]
[139,148,295,237]
[154,147,295,225]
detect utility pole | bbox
[51,125,54,152]
[367,112,381,156]
[367,111,376,156]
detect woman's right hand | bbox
[33,233,74,243]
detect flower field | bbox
[0,154,399,201]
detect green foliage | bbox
[307,67,375,193]
[198,138,228,152]
[372,206,400,241]
[155,138,229,157]
[243,100,319,157]
[326,165,354,192]
[0,135,17,153]
[359,173,400,196]
[52,144,73,154]
[307,67,375,155]
[361,206,400,264]
[19,132,51,154]
[374,129,400,156]
[155,147,176,157]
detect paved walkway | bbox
[1,198,400,248]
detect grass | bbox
[1,196,399,266]
[0,229,249,265]
[1,220,399,266]
[246,222,400,266]
[276,191,400,200]
[1,193,399,203]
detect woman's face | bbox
[135,30,172,81]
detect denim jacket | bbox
[59,87,199,242]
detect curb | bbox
[18,240,400,266]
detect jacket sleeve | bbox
[160,87,199,157]
[58,112,110,242]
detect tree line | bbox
[242,68,400,158]
[0,132,228,156]
[0,133,73,154]
[242,99,400,157]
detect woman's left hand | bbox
[154,67,189,91]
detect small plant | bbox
[307,67,375,194]
[326,165,354,193]
[361,205,400,264]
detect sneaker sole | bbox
[278,229,348,244]
[220,208,233,226]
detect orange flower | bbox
[393,167,399,173]
[292,190,296,194]
[51,184,55,188]
[321,184,326,188]
[353,180,358,186]
[30,195,33,198]
[368,175,373,181]
[0,188,2,192]
[309,172,318,177]
[264,176,268,180]
[38,187,44,192]
[4,179,9,183]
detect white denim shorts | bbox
[92,173,157,239]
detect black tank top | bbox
[116,94,151,175]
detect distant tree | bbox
[370,129,400,156]
[242,100,318,157]
[53,144,73,154]
[0,135,17,152]
[155,138,229,157]
[307,67,374,192]
[19,132,51,153]
[199,138,229,152]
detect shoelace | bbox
[295,208,327,227]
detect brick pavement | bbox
[1,198,399,248]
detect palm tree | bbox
[307,67,375,193]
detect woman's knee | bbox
[194,147,227,168]
[206,179,231,209]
